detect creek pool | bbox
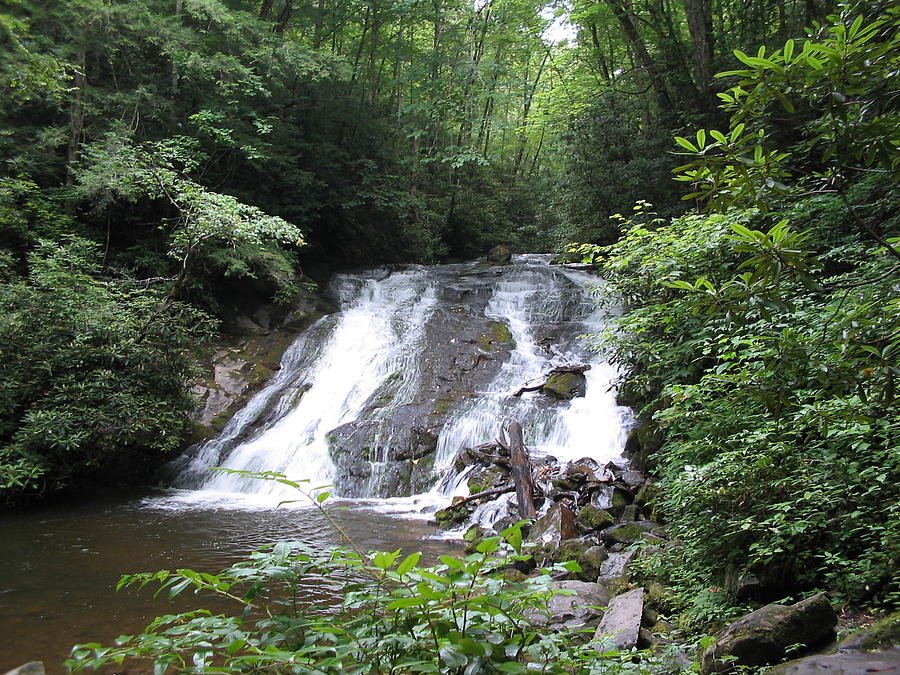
[0,490,459,673]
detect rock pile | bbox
[434,440,674,651]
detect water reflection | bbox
[0,491,459,673]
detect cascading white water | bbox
[169,255,631,515]
[431,263,628,482]
[178,268,439,502]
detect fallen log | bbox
[548,364,591,375]
[508,421,537,519]
[511,383,544,398]
[451,484,515,508]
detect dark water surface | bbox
[0,490,459,673]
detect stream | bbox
[0,255,631,672]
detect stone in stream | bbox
[593,587,645,649]
[700,592,838,674]
[529,503,579,548]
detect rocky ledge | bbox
[187,286,333,445]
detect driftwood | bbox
[549,364,591,375]
[451,484,515,508]
[511,383,544,398]
[505,421,537,519]
[511,364,592,397]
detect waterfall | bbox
[168,256,631,513]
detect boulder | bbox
[466,463,509,494]
[530,580,612,630]
[543,371,587,400]
[767,649,900,674]
[556,539,609,582]
[599,550,638,581]
[701,592,838,674]
[578,546,611,582]
[600,521,656,544]
[620,470,646,488]
[577,504,615,531]
[833,611,900,652]
[530,503,579,548]
[487,245,512,264]
[593,588,645,650]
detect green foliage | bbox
[674,8,900,210]
[585,188,899,608]
[0,237,214,504]
[556,96,688,246]
[64,526,681,673]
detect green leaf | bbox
[386,596,426,609]
[396,552,421,576]
[439,646,467,667]
[674,136,699,152]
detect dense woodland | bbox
[1,0,898,668]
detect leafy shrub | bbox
[65,526,686,673]
[0,237,213,504]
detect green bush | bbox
[584,199,899,607]
[0,236,213,504]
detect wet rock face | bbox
[530,503,579,548]
[188,286,331,444]
[326,267,519,497]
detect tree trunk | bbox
[171,0,183,95]
[508,421,537,519]
[66,41,87,185]
[603,0,675,113]
[683,0,715,111]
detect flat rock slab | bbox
[599,550,637,580]
[767,648,900,674]
[529,580,611,630]
[593,587,644,649]
[4,663,45,675]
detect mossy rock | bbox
[611,486,634,512]
[479,320,515,351]
[435,504,469,527]
[835,612,900,652]
[543,372,586,400]
[487,245,512,264]
[601,521,655,544]
[577,504,615,531]
[466,464,508,494]
[644,581,681,615]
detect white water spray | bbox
[170,256,631,514]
